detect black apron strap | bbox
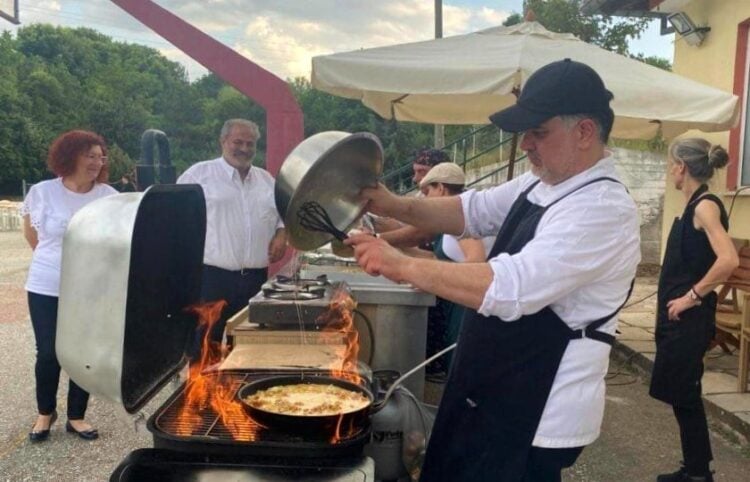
[545,176,623,210]
[569,278,635,346]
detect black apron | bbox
[649,185,727,406]
[421,177,632,482]
[433,236,467,369]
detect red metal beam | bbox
[110,0,303,177]
[110,0,302,273]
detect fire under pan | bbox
[148,370,371,459]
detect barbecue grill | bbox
[149,369,371,458]
[56,186,398,480]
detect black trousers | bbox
[673,402,713,476]
[520,446,584,482]
[187,264,267,359]
[27,292,90,419]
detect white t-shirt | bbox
[21,178,118,297]
[459,155,641,448]
[177,158,283,270]
[440,234,494,262]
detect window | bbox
[730,19,750,190]
[741,29,750,187]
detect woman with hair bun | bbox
[20,130,118,442]
[651,138,739,482]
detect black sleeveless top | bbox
[680,184,729,280]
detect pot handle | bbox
[371,343,457,413]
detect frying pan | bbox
[237,374,373,434]
[237,344,456,434]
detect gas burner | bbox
[272,274,328,291]
[249,281,345,328]
[262,289,325,301]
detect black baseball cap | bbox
[489,58,614,133]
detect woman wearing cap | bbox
[413,163,490,373]
[651,139,738,482]
[21,130,117,442]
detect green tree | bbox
[504,3,672,71]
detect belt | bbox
[205,264,267,277]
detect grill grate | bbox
[149,370,371,457]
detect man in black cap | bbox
[346,59,640,481]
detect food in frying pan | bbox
[244,383,370,416]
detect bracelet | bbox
[691,287,704,301]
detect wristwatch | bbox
[687,287,703,305]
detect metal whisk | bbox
[297,201,349,241]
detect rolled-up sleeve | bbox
[459,176,525,239]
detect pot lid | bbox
[57,184,206,413]
[121,184,206,412]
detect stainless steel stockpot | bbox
[274,131,383,251]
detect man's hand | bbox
[268,228,287,263]
[345,233,412,283]
[361,183,403,218]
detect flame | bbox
[175,300,258,441]
[317,287,365,443]
[318,288,361,385]
[330,413,359,444]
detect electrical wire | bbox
[605,350,640,386]
[727,185,750,220]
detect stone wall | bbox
[464,147,666,265]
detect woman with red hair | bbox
[20,130,118,442]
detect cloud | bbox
[5,0,512,80]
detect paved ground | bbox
[1,230,749,481]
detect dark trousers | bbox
[520,446,584,482]
[28,292,90,419]
[673,402,713,476]
[187,264,267,359]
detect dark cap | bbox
[489,59,614,133]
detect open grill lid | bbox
[57,184,206,413]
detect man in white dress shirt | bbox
[346,59,640,481]
[178,119,286,355]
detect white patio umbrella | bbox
[312,21,739,139]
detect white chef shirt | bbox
[21,178,118,297]
[177,157,283,271]
[459,155,641,448]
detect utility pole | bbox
[434,0,445,148]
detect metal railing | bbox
[382,126,525,194]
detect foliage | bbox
[633,54,672,71]
[0,12,673,194]
[504,1,671,71]
[0,25,450,194]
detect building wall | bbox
[661,0,750,260]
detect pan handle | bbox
[371,343,457,413]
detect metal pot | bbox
[275,131,383,251]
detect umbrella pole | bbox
[506,132,518,182]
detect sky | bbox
[2,0,675,81]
